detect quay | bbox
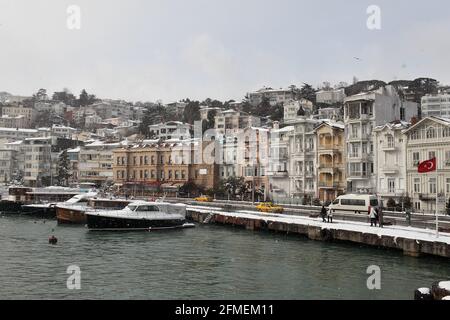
[186,205,450,259]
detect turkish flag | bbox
[418,158,437,173]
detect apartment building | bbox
[373,121,409,203]
[1,104,36,127]
[22,137,53,187]
[0,115,27,128]
[314,121,345,202]
[0,149,17,183]
[148,121,192,141]
[247,88,294,106]
[344,85,418,194]
[316,88,346,105]
[286,116,320,200]
[267,122,293,200]
[283,99,314,121]
[214,109,261,135]
[403,117,450,213]
[67,147,80,185]
[78,141,123,186]
[421,93,450,117]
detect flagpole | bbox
[436,169,439,238]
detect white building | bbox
[316,107,342,121]
[286,116,320,200]
[283,99,314,122]
[214,109,261,135]
[403,116,450,213]
[22,137,53,187]
[316,88,346,105]
[149,121,192,141]
[51,124,77,139]
[373,121,409,203]
[0,127,41,141]
[267,123,294,200]
[421,93,450,117]
[0,149,17,183]
[247,88,294,106]
[344,85,418,194]
[1,104,36,127]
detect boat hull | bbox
[0,200,24,214]
[21,205,56,218]
[56,206,86,224]
[86,214,187,231]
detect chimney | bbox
[273,121,279,130]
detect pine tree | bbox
[56,150,71,187]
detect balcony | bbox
[304,171,315,178]
[347,172,369,179]
[318,181,340,188]
[267,170,288,177]
[381,167,399,174]
[419,193,436,201]
[382,144,396,152]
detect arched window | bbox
[426,127,436,139]
[443,127,450,138]
[386,134,394,148]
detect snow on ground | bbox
[418,288,430,294]
[188,205,450,245]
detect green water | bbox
[0,214,448,299]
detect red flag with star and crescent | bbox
[418,158,437,173]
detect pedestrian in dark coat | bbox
[321,206,327,222]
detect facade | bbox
[373,121,409,203]
[267,123,293,200]
[0,115,27,128]
[78,141,122,185]
[148,121,192,141]
[316,88,346,105]
[403,117,450,213]
[214,109,261,135]
[314,121,346,202]
[67,147,80,185]
[247,88,294,106]
[51,125,77,139]
[344,85,418,194]
[1,104,36,127]
[0,127,41,141]
[421,93,450,117]
[113,140,219,192]
[316,107,342,121]
[22,137,53,187]
[283,99,314,121]
[0,149,17,183]
[286,117,320,200]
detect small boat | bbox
[56,195,129,224]
[85,201,194,231]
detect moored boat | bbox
[85,201,194,231]
[21,203,57,218]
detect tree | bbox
[183,100,201,125]
[34,88,48,101]
[299,83,317,104]
[52,88,76,105]
[56,150,71,187]
[220,176,246,199]
[408,77,439,103]
[78,89,98,107]
[386,198,396,209]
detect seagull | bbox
[353,57,362,61]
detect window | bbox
[443,127,450,137]
[426,127,436,139]
[446,178,450,193]
[388,179,395,193]
[414,178,420,193]
[413,152,420,165]
[411,131,419,140]
[429,177,437,194]
[429,151,436,159]
[386,135,394,148]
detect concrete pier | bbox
[187,209,450,259]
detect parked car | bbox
[256,202,284,213]
[194,195,213,202]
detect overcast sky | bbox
[0,0,449,103]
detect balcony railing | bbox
[318,182,340,188]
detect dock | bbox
[186,205,450,259]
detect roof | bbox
[402,116,450,134]
[373,120,410,132]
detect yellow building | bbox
[315,121,346,202]
[113,140,219,194]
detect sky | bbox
[0,0,449,103]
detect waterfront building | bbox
[286,116,320,201]
[314,121,346,202]
[78,140,124,186]
[0,115,27,128]
[67,147,80,185]
[0,149,17,183]
[267,122,294,200]
[373,121,409,204]
[403,116,450,213]
[344,85,418,194]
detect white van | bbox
[328,194,379,215]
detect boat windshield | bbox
[128,205,160,212]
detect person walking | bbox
[321,205,327,222]
[377,207,383,228]
[369,206,377,227]
[327,208,333,223]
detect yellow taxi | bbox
[194,195,213,202]
[255,202,284,213]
